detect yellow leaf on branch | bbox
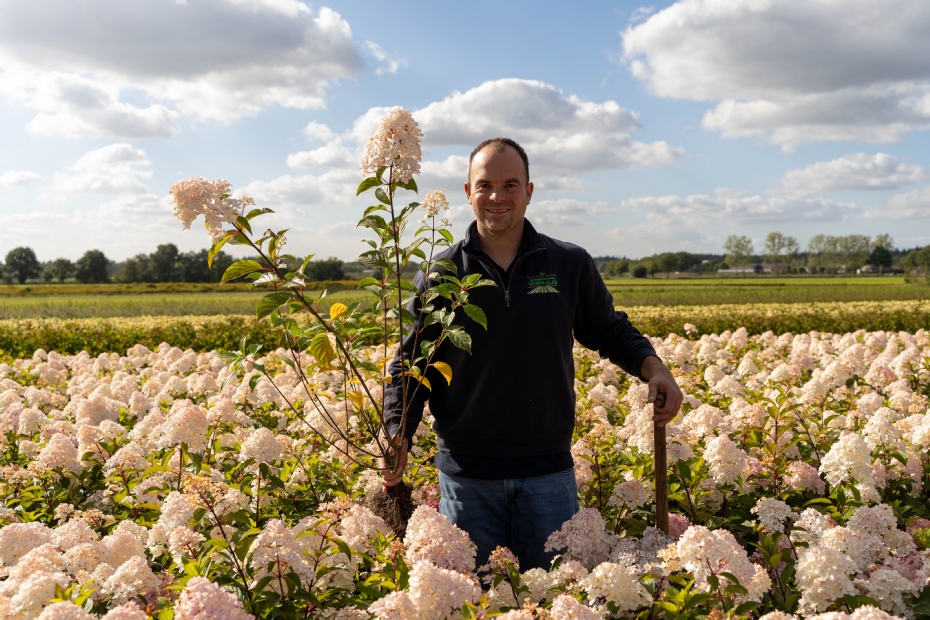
[432,361,453,385]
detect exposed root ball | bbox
[365,482,416,539]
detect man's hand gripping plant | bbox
[169,108,495,533]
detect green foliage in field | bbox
[606,276,930,307]
[0,290,370,319]
[3,300,929,357]
[0,316,283,357]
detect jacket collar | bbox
[462,218,546,258]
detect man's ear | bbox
[463,181,472,202]
[526,181,534,204]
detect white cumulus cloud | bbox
[0,170,43,186]
[865,186,930,220]
[0,0,365,137]
[53,143,152,194]
[781,153,929,193]
[278,79,682,210]
[622,0,930,149]
[365,41,407,76]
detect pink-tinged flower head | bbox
[544,507,613,569]
[169,177,254,242]
[360,108,422,184]
[403,505,476,572]
[174,576,254,620]
[668,513,691,539]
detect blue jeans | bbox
[439,468,579,571]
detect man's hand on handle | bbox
[380,435,409,491]
[640,355,683,427]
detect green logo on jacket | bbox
[527,272,559,294]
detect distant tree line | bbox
[722,232,898,274]
[596,231,921,279]
[0,244,345,284]
[1,247,111,284]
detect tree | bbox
[43,258,74,283]
[763,232,799,274]
[868,246,894,274]
[872,233,894,251]
[305,257,345,281]
[4,247,41,284]
[657,252,679,278]
[75,250,110,283]
[119,254,153,282]
[631,264,648,278]
[604,259,630,278]
[807,234,839,273]
[723,235,754,275]
[177,249,234,283]
[837,234,871,272]
[151,243,181,282]
[901,246,930,282]
[676,252,702,273]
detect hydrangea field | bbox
[3,299,930,357]
[1,326,929,619]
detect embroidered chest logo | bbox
[527,272,560,294]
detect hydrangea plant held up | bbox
[169,108,495,530]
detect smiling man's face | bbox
[465,145,534,238]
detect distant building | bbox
[717,262,774,274]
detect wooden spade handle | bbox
[654,391,669,535]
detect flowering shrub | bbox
[4,300,930,358]
[0,326,928,618]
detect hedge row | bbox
[1,300,928,356]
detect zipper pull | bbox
[504,289,510,307]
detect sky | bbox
[1,0,930,263]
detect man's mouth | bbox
[486,207,510,214]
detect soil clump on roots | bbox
[365,482,416,539]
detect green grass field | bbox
[0,283,370,319]
[0,276,926,319]
[605,275,930,307]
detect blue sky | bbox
[2,0,929,263]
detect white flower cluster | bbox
[359,108,423,184]
[169,177,255,242]
[669,525,771,602]
[752,497,798,533]
[419,190,452,227]
[403,505,476,572]
[0,325,927,618]
[544,507,615,569]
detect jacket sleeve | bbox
[572,252,657,380]
[381,270,438,445]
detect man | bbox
[382,137,682,570]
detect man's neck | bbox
[475,220,524,271]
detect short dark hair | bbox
[468,137,530,184]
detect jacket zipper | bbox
[470,247,544,308]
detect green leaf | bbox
[309,333,336,366]
[357,177,381,196]
[320,283,345,298]
[433,257,457,275]
[358,214,387,230]
[375,187,391,205]
[207,232,234,268]
[735,601,760,615]
[446,327,472,354]
[245,207,274,220]
[256,292,293,319]
[396,177,418,193]
[221,259,264,284]
[462,304,488,329]
[437,228,454,245]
